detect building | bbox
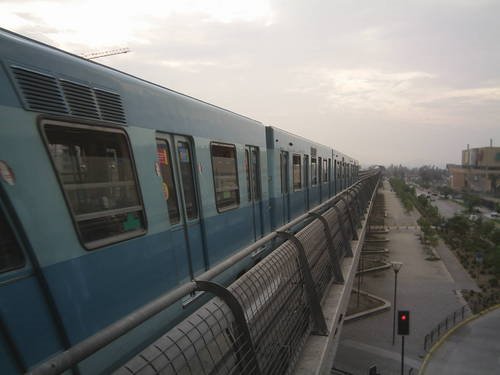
[448,144,500,194]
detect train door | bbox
[304,155,310,210]
[245,146,263,241]
[0,193,66,372]
[156,134,206,280]
[280,151,290,224]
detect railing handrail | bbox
[28,171,381,375]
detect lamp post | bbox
[391,261,403,345]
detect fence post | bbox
[276,231,328,336]
[308,212,344,283]
[332,204,353,257]
[195,280,261,375]
[339,196,359,240]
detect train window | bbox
[304,155,309,187]
[323,159,328,182]
[311,157,317,186]
[280,151,289,194]
[0,209,25,273]
[177,141,198,220]
[318,157,322,183]
[250,148,261,201]
[245,149,251,201]
[156,139,180,224]
[245,147,261,201]
[293,154,301,191]
[328,158,332,182]
[44,123,145,249]
[211,143,240,212]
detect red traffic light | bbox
[398,310,410,335]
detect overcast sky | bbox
[1,0,499,167]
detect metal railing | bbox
[423,305,469,352]
[29,171,380,375]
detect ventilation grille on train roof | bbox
[12,67,69,114]
[11,66,127,124]
[60,80,100,119]
[94,89,126,123]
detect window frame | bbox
[210,141,240,213]
[40,118,147,250]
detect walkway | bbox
[423,306,500,374]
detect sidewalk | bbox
[333,180,478,374]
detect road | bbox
[423,307,500,374]
[333,181,477,375]
[431,199,464,219]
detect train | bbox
[0,28,359,374]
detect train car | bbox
[266,127,340,229]
[0,28,358,374]
[0,29,273,374]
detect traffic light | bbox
[398,310,410,335]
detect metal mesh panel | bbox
[114,175,378,375]
[115,298,252,375]
[296,221,332,299]
[230,241,310,374]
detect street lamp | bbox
[391,261,403,345]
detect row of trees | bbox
[390,176,500,311]
[386,164,448,188]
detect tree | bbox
[438,185,454,198]
[463,193,481,213]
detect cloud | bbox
[1,0,500,167]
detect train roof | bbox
[0,28,359,163]
[267,125,357,163]
[0,28,262,125]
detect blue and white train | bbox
[0,28,359,374]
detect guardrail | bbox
[29,171,381,375]
[423,305,469,352]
